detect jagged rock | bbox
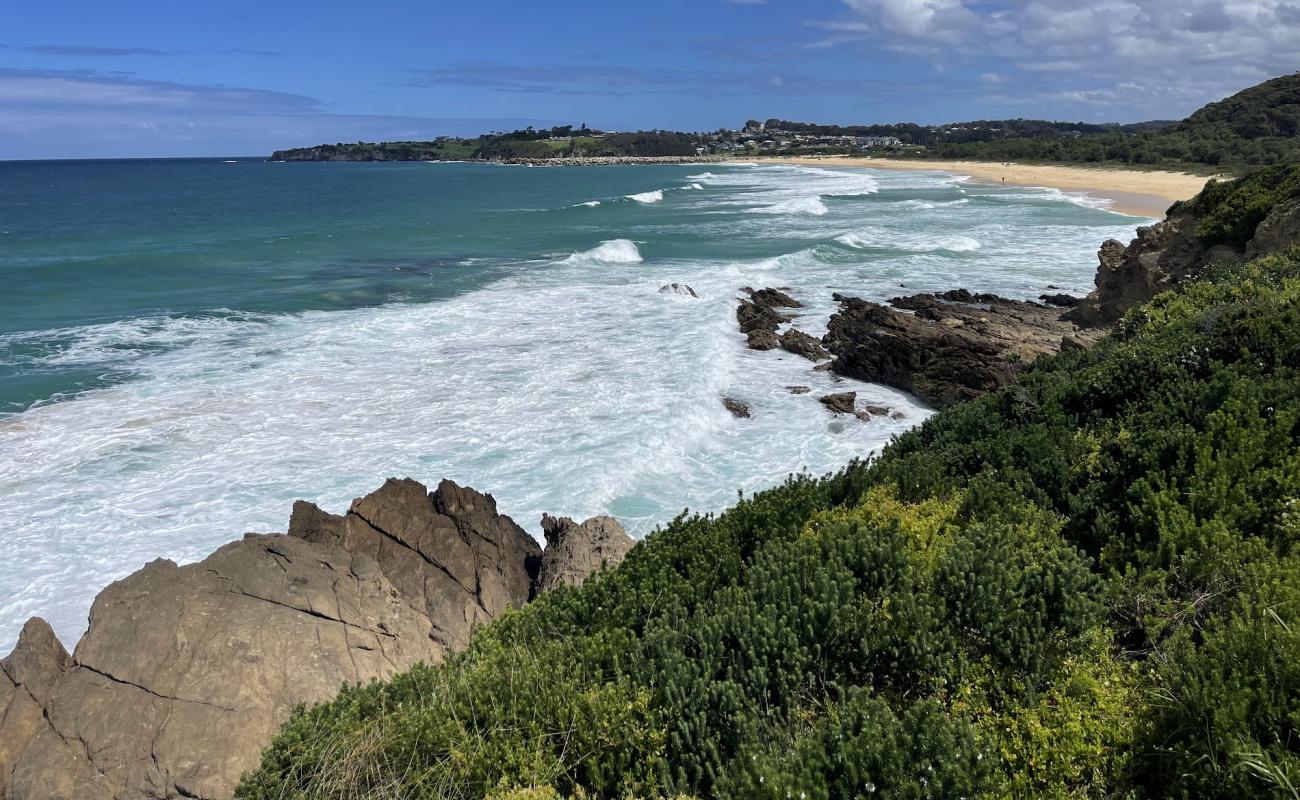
[825,292,1102,408]
[745,328,779,350]
[1066,203,1239,326]
[737,287,802,351]
[812,361,834,372]
[535,515,635,593]
[786,385,811,395]
[747,287,802,308]
[659,283,698,298]
[722,397,752,418]
[1,532,440,800]
[819,391,858,415]
[0,619,71,798]
[0,478,572,800]
[289,478,541,649]
[779,328,829,361]
[891,288,1001,309]
[1247,198,1300,258]
[1039,293,1081,307]
[736,301,790,332]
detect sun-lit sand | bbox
[749,155,1219,218]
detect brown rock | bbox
[535,515,635,593]
[745,328,779,350]
[747,287,802,308]
[786,385,811,395]
[1247,197,1300,258]
[779,328,829,361]
[1065,200,1241,327]
[819,391,857,415]
[0,477,546,800]
[825,292,1101,408]
[722,397,752,418]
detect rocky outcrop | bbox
[535,515,636,594]
[825,291,1103,408]
[722,397,752,418]
[287,478,541,651]
[1246,197,1300,258]
[1065,203,1242,326]
[779,328,829,361]
[736,287,801,351]
[0,479,625,800]
[819,392,858,415]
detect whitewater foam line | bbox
[626,190,664,204]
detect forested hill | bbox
[270,74,1298,170]
[922,73,1300,168]
[239,170,1300,798]
[269,128,706,162]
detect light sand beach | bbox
[751,156,1218,218]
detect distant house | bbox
[857,136,902,149]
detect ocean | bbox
[0,158,1147,647]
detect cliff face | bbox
[0,479,632,800]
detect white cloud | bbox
[831,0,1300,117]
[842,0,979,41]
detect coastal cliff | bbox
[0,480,633,800]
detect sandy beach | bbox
[751,156,1217,218]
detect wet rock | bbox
[659,283,698,298]
[737,287,803,351]
[747,287,802,308]
[535,515,635,593]
[819,391,858,415]
[779,328,829,361]
[745,328,779,350]
[786,385,811,395]
[722,397,752,418]
[1039,293,1081,307]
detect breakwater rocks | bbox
[0,479,633,800]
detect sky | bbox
[2,0,1299,159]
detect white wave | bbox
[574,200,601,207]
[835,229,982,253]
[686,172,716,180]
[684,183,704,191]
[562,239,644,265]
[625,190,664,204]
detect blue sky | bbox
[3,0,1298,158]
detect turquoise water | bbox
[0,159,1146,646]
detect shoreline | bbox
[747,155,1216,218]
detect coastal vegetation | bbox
[238,174,1300,798]
[270,73,1297,172]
